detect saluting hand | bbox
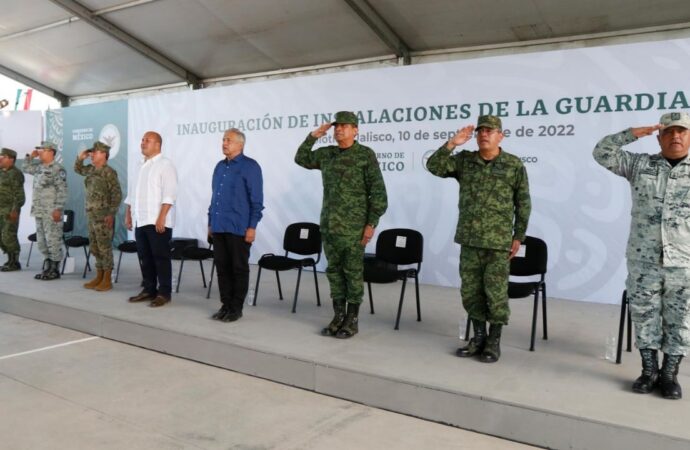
[311,123,332,139]
[446,125,475,150]
[631,125,663,138]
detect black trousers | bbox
[135,225,173,297]
[213,233,251,314]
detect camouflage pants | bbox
[460,246,510,325]
[87,213,114,270]
[35,215,64,261]
[323,234,365,305]
[0,210,20,254]
[626,261,690,356]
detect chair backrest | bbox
[63,209,75,234]
[375,228,423,265]
[510,236,547,276]
[284,222,321,256]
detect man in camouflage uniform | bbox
[0,148,25,271]
[427,115,531,363]
[295,111,388,339]
[75,141,122,292]
[593,112,690,400]
[23,141,67,280]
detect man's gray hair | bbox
[224,128,246,145]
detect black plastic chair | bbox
[616,289,633,364]
[463,236,548,351]
[176,236,214,298]
[254,222,322,313]
[363,228,423,330]
[114,240,138,283]
[61,210,91,278]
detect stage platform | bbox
[0,247,688,450]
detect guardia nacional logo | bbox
[99,124,121,159]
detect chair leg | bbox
[312,265,321,306]
[291,268,302,313]
[26,242,33,267]
[82,248,90,278]
[541,284,548,340]
[530,289,539,351]
[206,262,215,299]
[276,271,283,300]
[367,282,375,314]
[176,258,184,293]
[394,278,407,330]
[61,247,70,275]
[616,291,627,364]
[253,266,262,306]
[115,251,123,283]
[414,274,421,322]
[464,316,471,341]
[199,260,207,288]
[626,303,632,353]
[83,246,91,273]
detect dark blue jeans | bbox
[135,225,173,297]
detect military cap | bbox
[89,140,111,154]
[35,141,57,151]
[476,115,502,130]
[660,112,690,130]
[0,147,17,159]
[332,111,358,126]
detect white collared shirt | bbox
[125,153,178,228]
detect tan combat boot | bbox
[83,269,104,289]
[94,271,112,292]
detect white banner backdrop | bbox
[129,37,690,304]
[0,111,43,245]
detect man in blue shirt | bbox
[208,128,264,322]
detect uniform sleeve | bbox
[365,150,388,227]
[425,144,459,179]
[592,129,640,181]
[294,134,322,169]
[74,157,92,176]
[10,170,25,211]
[247,162,264,229]
[21,157,40,175]
[107,168,122,216]
[54,165,68,210]
[512,164,531,242]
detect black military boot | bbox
[335,303,360,339]
[632,349,659,394]
[35,259,50,280]
[41,259,61,280]
[0,253,21,272]
[321,300,346,336]
[659,354,683,400]
[479,324,503,363]
[456,319,487,357]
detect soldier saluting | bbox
[22,141,67,280]
[75,141,122,292]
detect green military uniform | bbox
[74,142,122,273]
[295,111,388,338]
[22,141,67,280]
[0,148,25,271]
[427,115,531,362]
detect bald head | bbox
[141,131,162,159]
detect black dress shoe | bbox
[129,290,155,303]
[149,295,171,307]
[220,310,242,322]
[212,305,229,320]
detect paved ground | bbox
[0,312,535,450]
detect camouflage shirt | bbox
[295,134,388,236]
[593,128,690,267]
[426,145,531,251]
[0,165,25,212]
[22,157,67,216]
[74,158,122,216]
